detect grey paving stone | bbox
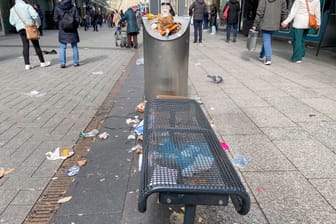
[244,107,297,128]
[264,96,321,114]
[285,112,333,123]
[244,171,336,224]
[272,139,336,178]
[299,121,336,153]
[301,98,336,120]
[233,95,270,109]
[211,113,262,135]
[310,179,336,209]
[224,134,295,171]
[11,189,42,205]
[0,205,32,224]
[260,127,312,141]
[0,176,50,191]
[0,190,18,214]
[216,203,268,224]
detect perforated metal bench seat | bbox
[138,99,250,223]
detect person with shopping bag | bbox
[9,0,51,70]
[223,0,240,42]
[252,0,288,65]
[281,0,321,63]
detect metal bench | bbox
[138,98,250,223]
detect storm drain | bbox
[23,53,138,224]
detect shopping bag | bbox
[309,14,319,30]
[25,25,40,40]
[246,29,258,51]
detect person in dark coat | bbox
[53,0,80,68]
[119,7,139,48]
[90,7,99,31]
[189,0,207,44]
[223,0,240,42]
[210,3,218,34]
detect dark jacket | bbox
[189,0,207,21]
[253,0,288,31]
[53,0,80,44]
[210,6,217,26]
[120,8,139,34]
[224,0,240,25]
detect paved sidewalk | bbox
[1,25,336,224]
[0,27,136,224]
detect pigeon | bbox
[207,75,223,83]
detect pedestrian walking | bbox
[33,4,44,36]
[119,6,139,48]
[189,0,207,44]
[53,0,80,68]
[210,3,218,34]
[90,7,99,31]
[223,0,240,42]
[252,0,288,65]
[113,9,121,34]
[9,0,51,70]
[203,9,209,30]
[281,0,321,63]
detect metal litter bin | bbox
[142,16,190,100]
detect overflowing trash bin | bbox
[142,16,191,99]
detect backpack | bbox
[60,8,75,32]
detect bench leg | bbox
[183,205,196,224]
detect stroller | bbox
[115,22,127,48]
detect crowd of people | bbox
[9,0,321,70]
[9,0,142,70]
[189,0,321,65]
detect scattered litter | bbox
[136,58,144,65]
[197,217,203,223]
[24,90,46,97]
[136,101,146,113]
[114,135,119,138]
[128,144,142,153]
[0,167,14,179]
[58,196,72,203]
[231,155,251,168]
[77,159,87,167]
[169,211,184,224]
[128,134,136,140]
[51,177,58,180]
[46,147,74,160]
[91,71,104,75]
[98,132,110,140]
[77,214,84,216]
[207,74,223,83]
[66,165,80,176]
[138,154,143,171]
[135,120,144,135]
[195,62,201,66]
[99,178,105,182]
[257,187,263,193]
[126,116,140,127]
[136,147,143,154]
[79,129,99,138]
[309,114,316,117]
[220,141,229,151]
[210,107,215,110]
[137,135,143,141]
